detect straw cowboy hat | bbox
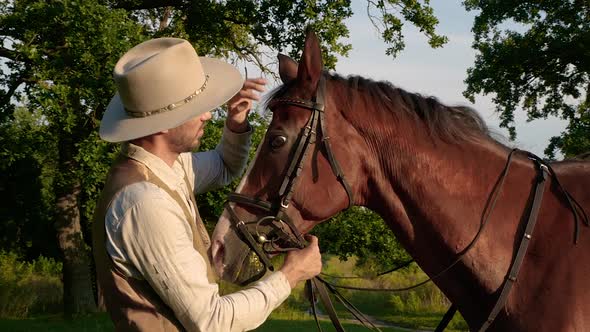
[100,37,243,142]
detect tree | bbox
[1,0,447,315]
[109,0,447,69]
[0,0,145,316]
[462,0,590,158]
[312,207,412,274]
[0,107,59,259]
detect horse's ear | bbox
[297,27,323,90]
[278,54,298,84]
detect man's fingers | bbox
[227,77,266,114]
[236,89,261,101]
[243,78,267,93]
[304,234,318,246]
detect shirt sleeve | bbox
[119,195,291,332]
[192,124,252,194]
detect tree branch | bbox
[158,7,172,30]
[222,14,249,26]
[0,75,24,109]
[113,0,183,11]
[0,46,19,61]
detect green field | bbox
[0,313,415,332]
[0,254,467,331]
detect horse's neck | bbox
[357,120,535,320]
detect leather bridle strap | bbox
[307,279,345,332]
[478,158,549,332]
[269,75,354,209]
[317,79,354,209]
[434,305,458,332]
[224,202,276,271]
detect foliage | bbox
[0,251,63,318]
[0,0,146,257]
[109,0,447,70]
[312,207,412,272]
[366,0,448,57]
[462,0,590,157]
[0,0,149,315]
[545,104,590,159]
[0,107,59,259]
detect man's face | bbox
[167,111,212,153]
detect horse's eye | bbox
[270,135,287,149]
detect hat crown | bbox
[114,38,206,114]
[100,37,243,143]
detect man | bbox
[92,37,322,331]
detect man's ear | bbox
[278,53,298,84]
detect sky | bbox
[330,0,567,157]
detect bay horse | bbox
[211,29,590,331]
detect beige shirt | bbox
[104,126,291,332]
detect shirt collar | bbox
[122,143,186,189]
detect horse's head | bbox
[211,29,362,285]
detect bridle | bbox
[225,74,354,272]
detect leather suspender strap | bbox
[478,161,549,332]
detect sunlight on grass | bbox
[0,255,469,331]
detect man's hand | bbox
[226,77,267,133]
[279,235,322,289]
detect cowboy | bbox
[92,38,322,331]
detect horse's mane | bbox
[267,71,497,144]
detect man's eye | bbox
[270,135,287,149]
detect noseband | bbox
[224,74,354,271]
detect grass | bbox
[0,313,409,332]
[0,253,469,331]
[0,251,63,318]
[313,256,468,331]
[0,314,114,332]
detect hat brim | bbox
[99,57,244,143]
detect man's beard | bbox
[168,128,202,153]
[170,135,200,153]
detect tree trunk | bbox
[55,183,97,317]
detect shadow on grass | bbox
[0,313,114,332]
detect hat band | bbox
[125,75,210,118]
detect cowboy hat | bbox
[100,38,243,142]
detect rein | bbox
[223,72,589,331]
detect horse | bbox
[211,29,590,331]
